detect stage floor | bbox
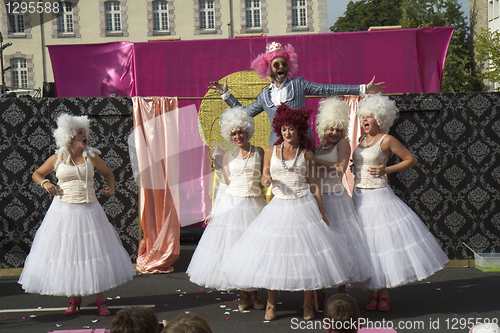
[2,240,500,333]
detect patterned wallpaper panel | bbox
[0,93,499,268]
[0,97,138,269]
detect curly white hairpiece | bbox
[219,107,255,143]
[357,94,398,134]
[53,113,100,170]
[315,98,350,141]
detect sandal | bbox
[264,303,276,321]
[303,304,314,320]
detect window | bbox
[199,0,215,30]
[11,59,28,89]
[245,0,261,29]
[57,2,74,33]
[153,1,168,32]
[292,0,307,27]
[8,13,24,34]
[105,1,121,32]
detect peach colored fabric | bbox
[133,97,180,274]
[343,95,364,195]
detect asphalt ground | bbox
[2,230,500,333]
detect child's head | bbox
[324,294,360,333]
[110,306,158,333]
[162,312,212,333]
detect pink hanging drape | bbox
[342,95,364,195]
[133,97,180,274]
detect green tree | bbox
[474,28,500,91]
[399,0,483,91]
[331,0,403,32]
[331,0,483,92]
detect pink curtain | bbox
[132,97,180,274]
[49,27,454,101]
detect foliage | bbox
[331,0,403,32]
[330,0,483,92]
[474,28,500,91]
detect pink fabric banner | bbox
[49,41,135,97]
[48,27,454,103]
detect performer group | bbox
[17,41,449,323]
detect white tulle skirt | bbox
[221,193,353,291]
[187,193,266,290]
[352,186,449,290]
[18,199,135,296]
[323,190,373,286]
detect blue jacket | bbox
[224,77,361,144]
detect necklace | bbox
[364,135,378,148]
[71,156,90,203]
[231,145,252,177]
[280,142,299,171]
[322,143,335,150]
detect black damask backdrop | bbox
[0,93,499,269]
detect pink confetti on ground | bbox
[22,317,26,320]
[432,283,437,285]
[199,288,204,291]
[225,318,230,320]
[4,318,8,321]
[441,276,446,279]
[194,296,200,298]
[163,304,168,307]
[465,285,470,287]
[222,298,227,301]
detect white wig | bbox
[53,113,100,170]
[315,97,350,141]
[219,107,255,143]
[357,94,398,134]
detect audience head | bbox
[162,312,212,333]
[110,306,158,333]
[324,294,360,333]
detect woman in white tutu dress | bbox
[18,114,135,316]
[187,107,266,311]
[314,98,373,296]
[222,104,353,321]
[352,94,449,312]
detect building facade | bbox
[0,0,328,96]
[470,0,500,91]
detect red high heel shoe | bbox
[96,298,110,316]
[366,296,378,311]
[64,297,82,315]
[377,296,389,312]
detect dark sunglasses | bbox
[272,61,288,69]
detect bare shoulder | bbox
[264,145,275,156]
[304,150,315,160]
[255,146,265,155]
[337,138,351,148]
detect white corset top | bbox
[225,146,262,197]
[55,157,97,203]
[316,144,344,193]
[270,145,310,199]
[353,134,389,189]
